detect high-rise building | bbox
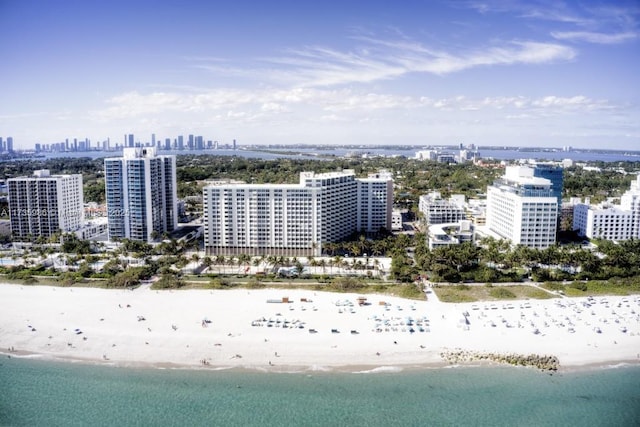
[531,163,563,207]
[104,147,177,242]
[486,166,558,249]
[621,175,640,239]
[8,170,84,241]
[575,175,640,241]
[356,171,394,234]
[6,137,13,152]
[203,170,393,256]
[573,203,634,241]
[125,134,134,148]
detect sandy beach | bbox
[1,283,639,372]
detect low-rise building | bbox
[419,192,466,226]
[391,210,403,231]
[74,218,109,240]
[428,220,474,250]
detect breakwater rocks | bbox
[441,349,559,372]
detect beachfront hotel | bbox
[486,166,558,249]
[203,169,393,256]
[573,203,634,241]
[573,175,640,241]
[104,147,177,242]
[7,169,84,241]
[621,175,640,239]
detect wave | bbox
[352,366,404,374]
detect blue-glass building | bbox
[532,163,564,207]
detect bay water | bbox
[33,147,640,163]
[1,357,639,426]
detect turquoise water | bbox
[1,358,639,426]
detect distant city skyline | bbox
[1,0,638,150]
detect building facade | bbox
[531,163,564,208]
[620,175,640,239]
[203,170,393,256]
[356,170,394,234]
[104,147,177,242]
[8,169,84,241]
[573,175,640,241]
[419,192,466,225]
[428,220,474,250]
[573,203,634,241]
[486,166,558,249]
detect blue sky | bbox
[0,0,638,150]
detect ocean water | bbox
[1,358,639,426]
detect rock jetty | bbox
[440,349,559,372]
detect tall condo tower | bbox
[8,170,84,241]
[486,166,558,249]
[104,147,177,242]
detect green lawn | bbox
[433,284,558,303]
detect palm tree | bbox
[350,242,362,257]
[203,256,213,272]
[373,259,382,276]
[215,255,227,273]
[333,256,343,274]
[327,258,334,274]
[318,259,326,274]
[371,240,385,257]
[191,252,200,265]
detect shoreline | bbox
[2,283,639,374]
[3,349,639,376]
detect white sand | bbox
[1,283,639,371]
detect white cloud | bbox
[255,38,576,87]
[462,0,640,47]
[531,95,614,111]
[92,87,618,129]
[551,31,637,44]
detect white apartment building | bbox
[419,192,466,225]
[203,170,392,256]
[620,175,640,239]
[573,203,633,241]
[356,171,394,234]
[573,175,640,241]
[428,220,474,250]
[415,150,437,161]
[8,169,84,241]
[486,166,558,249]
[391,210,403,231]
[104,147,177,242]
